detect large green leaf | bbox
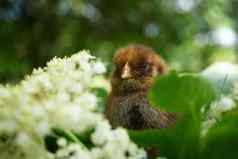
[129,112,202,159]
[148,72,216,112]
[130,72,216,159]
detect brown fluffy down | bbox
[106,44,176,130]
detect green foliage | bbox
[148,72,216,112]
[129,71,238,159]
[130,112,201,159]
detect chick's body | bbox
[106,45,176,129]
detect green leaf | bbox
[91,87,108,112]
[53,128,91,149]
[129,111,202,159]
[130,72,216,159]
[148,72,216,112]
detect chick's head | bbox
[111,45,167,94]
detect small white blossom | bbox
[201,96,236,137]
[209,96,236,120]
[0,86,11,98]
[56,144,91,159]
[91,120,112,146]
[201,119,216,137]
[31,105,46,118]
[15,132,30,146]
[216,96,236,111]
[35,121,50,136]
[76,93,98,110]
[57,138,68,147]
[93,61,107,74]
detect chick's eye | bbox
[142,63,150,71]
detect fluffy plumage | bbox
[106,45,176,130]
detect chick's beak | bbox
[121,62,132,79]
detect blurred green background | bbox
[0,0,237,83]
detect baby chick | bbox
[106,45,176,130]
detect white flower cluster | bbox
[0,51,146,159]
[201,95,236,137]
[54,121,146,159]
